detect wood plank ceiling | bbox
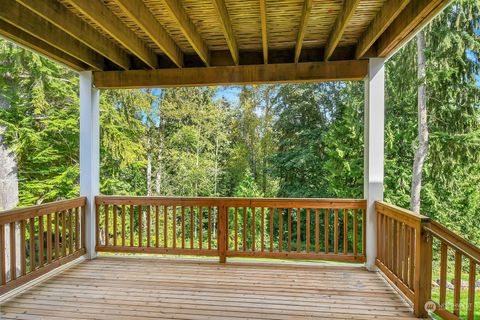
[0,0,451,87]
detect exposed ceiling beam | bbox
[0,0,104,70]
[93,60,368,89]
[294,0,313,63]
[324,0,361,61]
[211,0,239,65]
[161,0,210,66]
[112,0,183,68]
[16,0,130,70]
[66,0,158,69]
[0,20,87,71]
[259,0,268,64]
[377,0,451,57]
[355,0,411,59]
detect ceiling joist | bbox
[65,0,158,69]
[93,60,368,89]
[113,0,183,68]
[211,0,239,65]
[294,0,313,63]
[355,0,411,59]
[324,0,361,61]
[0,20,87,71]
[161,0,210,66]
[259,0,268,64]
[377,0,450,57]
[16,0,131,70]
[0,0,104,70]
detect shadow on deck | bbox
[0,256,415,319]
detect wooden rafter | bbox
[355,0,411,59]
[0,20,87,71]
[0,0,104,70]
[113,0,183,68]
[324,0,361,61]
[161,0,210,66]
[294,0,313,63]
[93,60,368,88]
[377,0,451,57]
[65,0,158,69]
[259,0,268,64]
[211,0,239,65]
[16,0,130,70]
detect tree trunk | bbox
[146,132,152,196]
[410,30,429,213]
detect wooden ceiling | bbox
[0,0,451,88]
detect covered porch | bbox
[0,0,478,319]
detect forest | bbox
[0,0,478,250]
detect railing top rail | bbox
[424,220,480,264]
[95,195,366,209]
[375,201,429,227]
[0,197,86,225]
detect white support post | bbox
[79,71,99,260]
[364,58,385,271]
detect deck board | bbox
[0,257,416,319]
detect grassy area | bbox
[431,287,479,319]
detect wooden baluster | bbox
[104,205,109,247]
[155,206,159,247]
[75,208,80,251]
[269,208,273,252]
[409,226,415,289]
[218,206,227,263]
[439,242,448,307]
[181,207,185,249]
[343,209,348,255]
[138,205,143,247]
[54,213,60,260]
[47,214,52,263]
[9,222,16,280]
[393,220,398,275]
[315,208,319,254]
[62,211,67,256]
[164,205,168,248]
[362,208,366,258]
[279,208,283,252]
[121,205,126,247]
[81,207,86,250]
[190,206,194,249]
[324,209,329,254]
[242,207,246,251]
[467,259,476,320]
[296,208,301,253]
[207,206,211,250]
[386,217,391,269]
[29,217,36,270]
[287,208,291,252]
[69,209,73,254]
[261,207,265,252]
[38,216,44,265]
[130,205,134,247]
[402,224,408,283]
[20,220,26,276]
[95,204,100,247]
[354,209,358,257]
[147,205,151,247]
[306,208,310,253]
[234,207,238,251]
[252,207,256,252]
[199,207,203,250]
[334,209,338,254]
[453,251,462,317]
[113,205,117,247]
[172,206,176,249]
[0,224,5,285]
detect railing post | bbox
[218,206,227,263]
[413,221,432,317]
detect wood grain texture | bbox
[0,257,416,319]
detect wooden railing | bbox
[376,201,479,319]
[0,197,86,295]
[95,196,367,263]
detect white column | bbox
[364,58,385,271]
[79,71,99,260]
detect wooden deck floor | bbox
[0,257,416,319]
